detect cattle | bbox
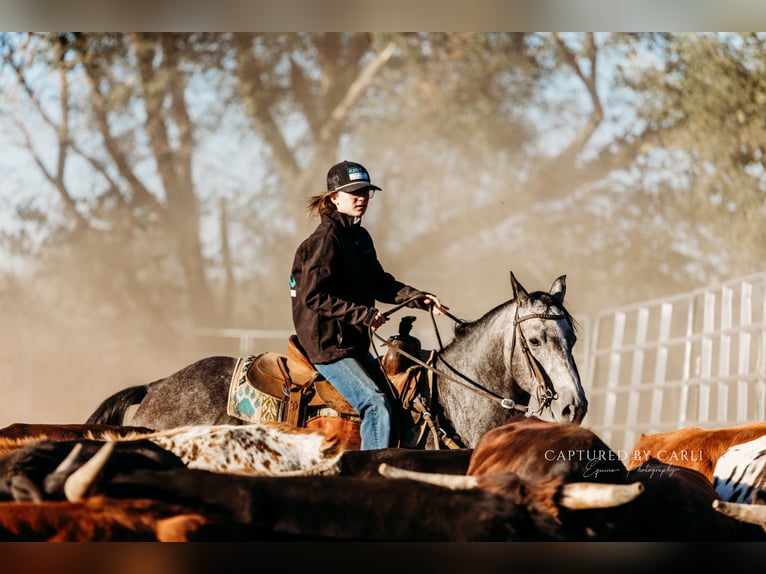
[713,434,766,503]
[0,496,214,541]
[0,438,186,502]
[466,415,626,483]
[618,457,765,541]
[8,415,763,541]
[68,442,639,541]
[132,423,345,476]
[0,422,471,482]
[0,422,346,488]
[380,416,766,541]
[627,422,766,481]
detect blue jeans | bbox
[315,355,392,450]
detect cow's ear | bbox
[510,271,529,304]
[549,275,566,304]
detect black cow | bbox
[0,439,185,502]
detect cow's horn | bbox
[52,443,84,476]
[559,481,644,509]
[377,463,480,489]
[64,441,116,501]
[713,499,766,527]
[44,443,85,495]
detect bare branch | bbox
[74,37,161,211]
[290,41,398,202]
[551,33,604,166]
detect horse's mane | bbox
[453,291,578,340]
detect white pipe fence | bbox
[582,272,766,452]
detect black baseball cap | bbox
[326,160,382,194]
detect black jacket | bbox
[290,210,428,364]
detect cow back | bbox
[628,423,766,481]
[467,416,627,484]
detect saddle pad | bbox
[227,355,284,424]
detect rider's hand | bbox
[370,312,389,331]
[423,295,448,316]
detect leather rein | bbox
[372,297,571,417]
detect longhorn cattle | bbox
[0,488,269,541]
[0,421,475,508]
[382,416,766,540]
[67,442,640,541]
[0,438,186,502]
[619,457,764,541]
[466,415,626,483]
[627,422,766,481]
[713,434,766,504]
[0,422,346,492]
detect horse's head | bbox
[508,271,588,424]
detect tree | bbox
[3,32,766,425]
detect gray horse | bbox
[86,271,588,449]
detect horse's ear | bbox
[550,274,567,304]
[510,271,529,303]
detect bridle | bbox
[511,304,572,414]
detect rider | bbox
[289,160,448,450]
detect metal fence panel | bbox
[582,272,766,452]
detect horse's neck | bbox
[430,309,516,449]
[437,312,509,381]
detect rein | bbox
[372,297,526,413]
[372,327,522,412]
[374,298,572,416]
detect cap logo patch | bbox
[347,167,370,181]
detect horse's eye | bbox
[529,337,541,346]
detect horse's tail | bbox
[85,384,148,425]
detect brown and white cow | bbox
[128,422,345,477]
[627,422,766,481]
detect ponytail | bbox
[306,192,336,218]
